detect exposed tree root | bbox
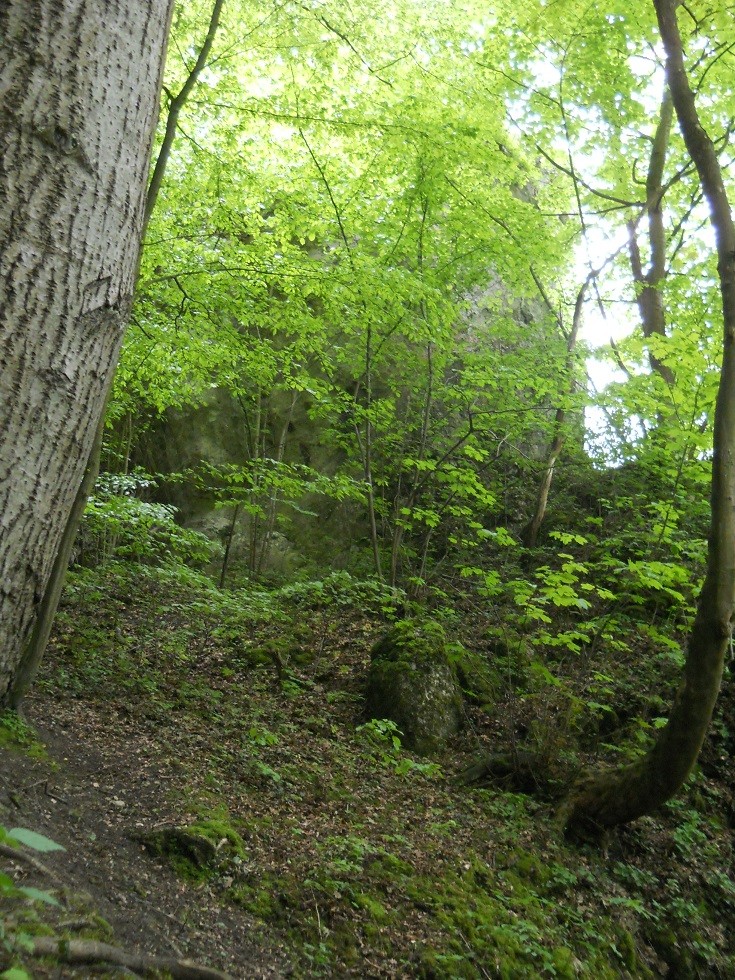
[456,750,556,796]
[29,936,233,979]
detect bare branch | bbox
[29,937,232,980]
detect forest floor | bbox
[3,560,735,978]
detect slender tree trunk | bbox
[522,280,588,548]
[627,90,676,386]
[144,0,225,231]
[219,503,240,590]
[257,392,298,576]
[390,339,433,586]
[360,320,384,583]
[248,394,264,575]
[563,0,735,833]
[0,0,174,707]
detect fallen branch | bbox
[29,937,233,980]
[0,842,64,884]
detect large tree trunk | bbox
[563,0,735,834]
[0,0,174,707]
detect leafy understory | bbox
[3,559,735,977]
[4,0,735,976]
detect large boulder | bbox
[365,619,463,755]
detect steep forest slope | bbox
[3,546,735,977]
[4,1,735,976]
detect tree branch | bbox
[144,0,225,229]
[29,937,232,980]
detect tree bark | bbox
[0,0,174,706]
[626,91,676,387]
[8,409,105,709]
[563,0,735,833]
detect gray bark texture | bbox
[0,0,174,705]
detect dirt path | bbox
[1,694,292,979]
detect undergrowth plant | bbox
[356,719,442,777]
[0,826,64,980]
[76,471,215,568]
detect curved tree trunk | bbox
[0,0,174,707]
[564,0,735,834]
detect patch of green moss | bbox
[365,850,414,886]
[402,852,641,979]
[353,892,390,921]
[0,711,47,759]
[142,838,213,882]
[190,809,248,860]
[414,946,476,979]
[227,849,404,976]
[229,873,296,921]
[370,618,449,670]
[232,642,278,669]
[614,928,638,973]
[138,807,248,884]
[508,850,552,885]
[59,909,115,944]
[328,922,362,966]
[451,646,501,704]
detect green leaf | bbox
[18,886,61,906]
[549,531,588,546]
[8,828,65,852]
[0,870,17,890]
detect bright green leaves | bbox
[110,0,725,604]
[110,5,575,571]
[549,531,588,547]
[2,828,65,853]
[0,824,64,977]
[624,560,690,605]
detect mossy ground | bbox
[3,560,735,977]
[0,711,48,760]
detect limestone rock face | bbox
[365,620,463,755]
[133,387,361,576]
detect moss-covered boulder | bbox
[365,620,463,755]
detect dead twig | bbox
[0,842,64,884]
